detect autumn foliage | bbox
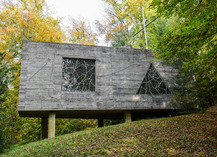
[0,0,216,152]
[0,0,65,146]
[97,0,159,48]
[68,18,98,45]
[3,113,217,156]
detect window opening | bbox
[137,63,171,95]
[62,58,95,92]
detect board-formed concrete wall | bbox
[18,41,178,118]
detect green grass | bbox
[2,113,217,156]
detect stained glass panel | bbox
[62,58,95,92]
[137,63,171,95]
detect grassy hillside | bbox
[2,113,217,156]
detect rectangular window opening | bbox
[62,58,95,92]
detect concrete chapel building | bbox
[18,40,178,139]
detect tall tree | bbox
[0,0,65,145]
[97,0,161,48]
[67,18,98,45]
[151,0,217,108]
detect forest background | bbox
[0,0,216,151]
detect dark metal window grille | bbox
[62,58,95,92]
[137,63,171,95]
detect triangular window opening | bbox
[137,63,172,95]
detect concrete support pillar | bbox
[48,112,56,138]
[98,118,104,127]
[41,117,48,140]
[124,111,132,123]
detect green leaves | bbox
[152,0,217,108]
[99,0,160,49]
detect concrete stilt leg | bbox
[124,111,132,123]
[48,112,56,138]
[98,118,104,127]
[41,117,48,140]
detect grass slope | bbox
[2,113,217,156]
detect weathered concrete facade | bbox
[18,40,178,120]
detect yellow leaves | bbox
[1,0,65,45]
[3,25,18,34]
[67,18,97,45]
[167,148,179,155]
[0,0,65,145]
